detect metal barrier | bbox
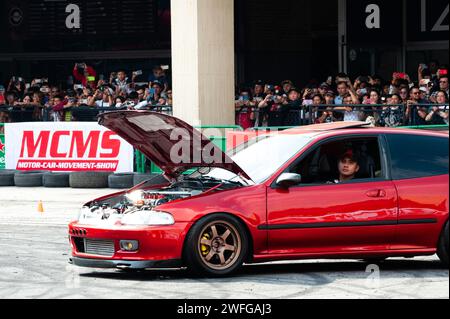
[0,105,173,122]
[237,103,449,129]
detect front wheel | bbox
[437,221,449,268]
[183,214,249,277]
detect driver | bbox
[328,149,360,184]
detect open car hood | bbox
[98,111,252,181]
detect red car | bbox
[69,112,449,276]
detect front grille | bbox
[84,239,115,257]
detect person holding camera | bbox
[426,91,449,125]
[110,70,131,94]
[73,63,97,88]
[90,87,113,108]
[257,86,287,127]
[235,88,255,130]
[405,87,428,126]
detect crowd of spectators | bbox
[1,61,449,131]
[235,62,449,129]
[0,64,172,124]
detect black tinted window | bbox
[387,134,449,179]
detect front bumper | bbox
[68,221,192,265]
[69,257,183,269]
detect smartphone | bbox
[134,70,143,76]
[161,65,170,70]
[99,74,105,81]
[74,84,84,90]
[87,76,96,82]
[150,88,156,97]
[35,79,43,84]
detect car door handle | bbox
[366,189,386,198]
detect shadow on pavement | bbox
[78,258,448,282]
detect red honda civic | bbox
[69,111,449,276]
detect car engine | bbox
[78,177,241,224]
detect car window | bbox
[288,137,383,185]
[386,134,449,180]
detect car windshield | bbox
[200,134,313,184]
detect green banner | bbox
[0,133,5,170]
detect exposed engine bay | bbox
[77,176,242,225]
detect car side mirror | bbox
[276,173,302,188]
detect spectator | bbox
[380,94,404,127]
[406,87,428,125]
[147,81,167,106]
[114,96,126,108]
[324,91,335,105]
[335,94,363,122]
[426,91,449,125]
[148,65,169,91]
[90,88,113,108]
[281,80,294,95]
[5,91,18,105]
[439,75,449,96]
[363,89,383,124]
[253,81,265,104]
[335,79,359,105]
[0,85,5,105]
[73,63,97,88]
[316,106,338,124]
[399,87,410,103]
[0,111,9,133]
[235,88,255,130]
[110,70,131,94]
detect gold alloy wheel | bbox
[198,221,242,271]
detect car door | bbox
[385,133,449,250]
[265,135,399,255]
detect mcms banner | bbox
[5,122,134,173]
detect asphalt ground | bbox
[0,187,448,299]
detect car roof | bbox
[279,123,449,139]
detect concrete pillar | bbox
[171,0,235,126]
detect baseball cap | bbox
[339,149,360,163]
[325,90,335,97]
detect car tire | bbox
[0,170,17,186]
[69,172,112,189]
[43,173,70,188]
[14,171,45,187]
[183,214,249,277]
[108,173,135,189]
[437,221,449,268]
[133,173,166,186]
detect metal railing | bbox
[0,104,173,122]
[236,103,449,129]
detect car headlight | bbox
[126,190,144,204]
[74,206,90,222]
[121,210,175,226]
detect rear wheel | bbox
[437,221,449,268]
[184,214,248,277]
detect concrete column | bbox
[171,0,235,126]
